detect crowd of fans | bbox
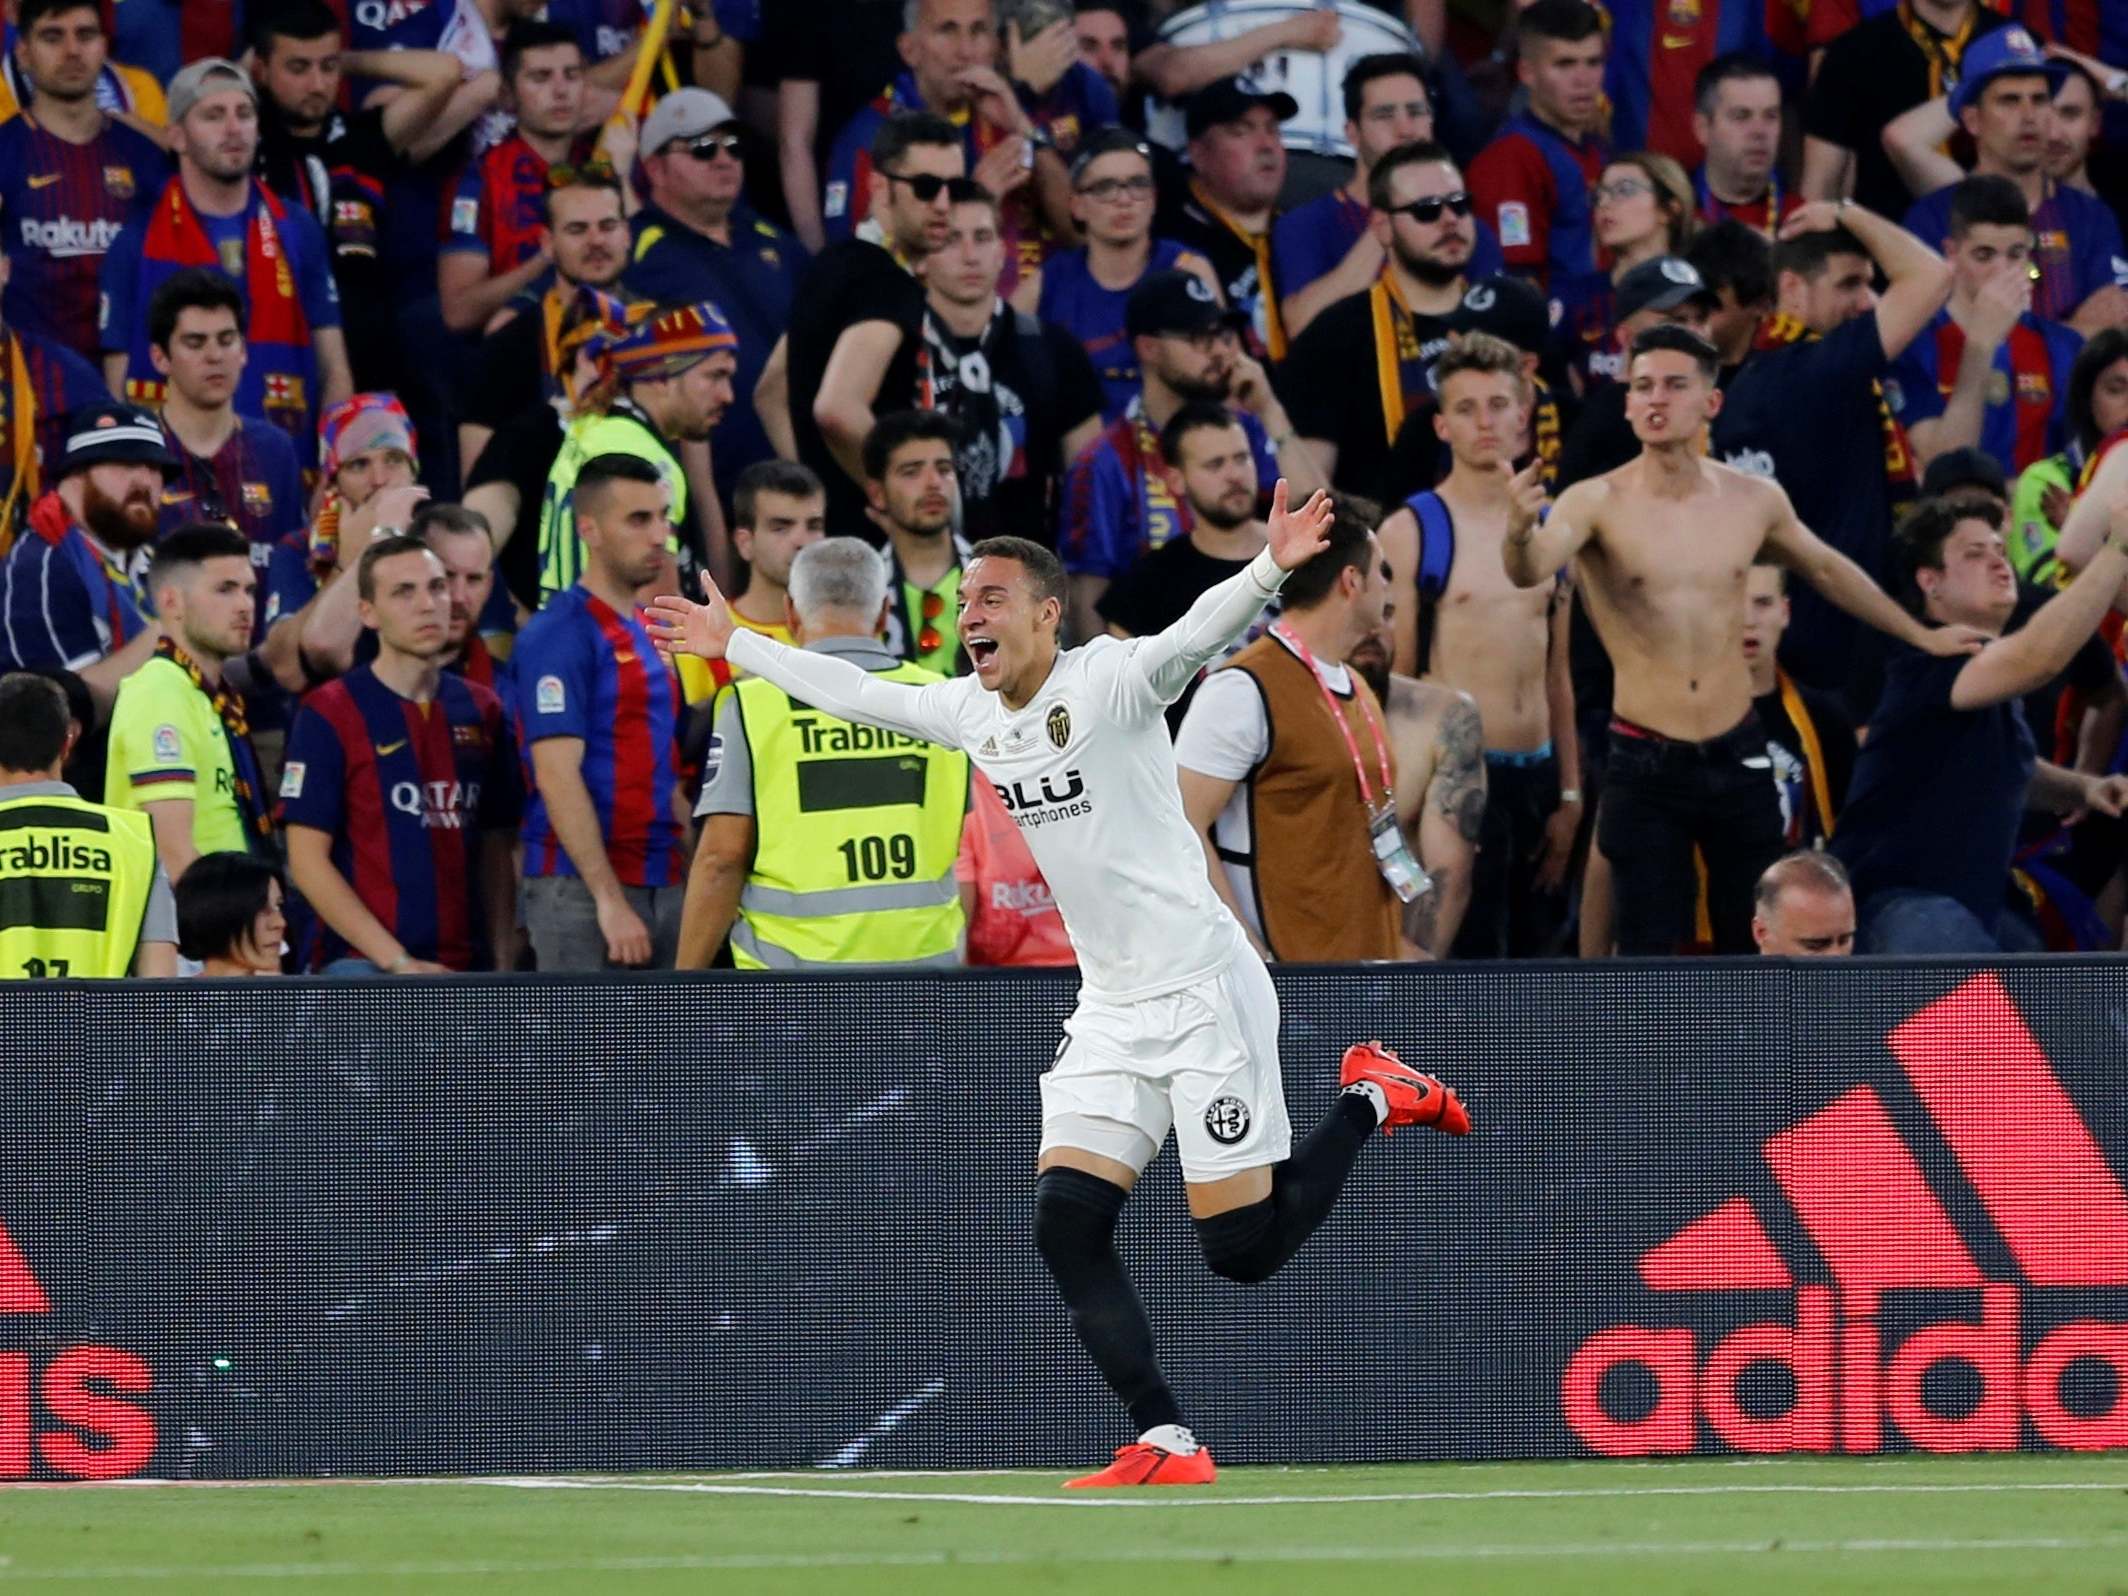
[3,0,2128,978]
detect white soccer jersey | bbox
[724,550,1290,1002]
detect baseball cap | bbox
[1615,257,1717,323]
[167,57,256,125]
[641,87,739,154]
[320,393,418,481]
[1949,27,2068,119]
[1448,275,1554,355]
[1919,445,2009,502]
[1070,126,1155,186]
[59,403,177,477]
[1124,270,1247,339]
[600,300,739,382]
[1183,76,1299,140]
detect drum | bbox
[1143,0,1425,159]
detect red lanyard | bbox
[1272,622,1393,810]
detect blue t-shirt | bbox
[1037,238,1205,423]
[1833,645,2035,921]
[1903,181,2128,326]
[1058,404,1278,579]
[1712,314,1905,692]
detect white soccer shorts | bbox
[1038,951,1293,1183]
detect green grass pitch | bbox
[6,1454,2128,1593]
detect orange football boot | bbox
[1063,1441,1218,1489]
[1340,1040,1471,1135]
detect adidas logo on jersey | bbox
[1561,974,2128,1456]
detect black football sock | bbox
[1032,1167,1183,1435]
[1195,1092,1377,1284]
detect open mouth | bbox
[966,636,1000,666]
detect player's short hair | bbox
[411,501,493,547]
[573,452,665,520]
[0,673,71,775]
[1627,322,1720,382]
[176,851,285,964]
[148,522,251,598]
[1367,140,1457,212]
[872,110,962,171]
[1771,225,1867,285]
[249,0,340,56]
[1519,0,1605,48]
[945,175,1000,216]
[1685,218,1773,309]
[1158,401,1248,468]
[1947,173,2031,238]
[148,268,246,352]
[966,535,1066,612]
[1693,50,1777,116]
[1342,51,1430,124]
[17,0,102,34]
[357,532,440,603]
[1280,496,1377,612]
[862,410,959,482]
[502,20,580,83]
[1432,330,1528,397]
[1892,493,2005,613]
[734,460,825,529]
[1755,849,1851,914]
[788,537,888,623]
[2067,326,2128,456]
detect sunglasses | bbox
[546,157,616,189]
[1388,191,1472,224]
[671,133,743,161]
[1077,174,1155,202]
[919,588,946,656]
[883,169,952,203]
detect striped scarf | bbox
[153,634,274,849]
[1756,311,1916,491]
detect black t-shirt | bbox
[1554,381,1635,491]
[1712,315,1900,695]
[759,0,907,156]
[1098,536,1255,637]
[787,239,928,537]
[1277,290,1454,504]
[1754,679,1857,848]
[465,309,547,433]
[1832,644,2035,921]
[1803,9,2011,221]
[921,308,1104,544]
[465,404,562,615]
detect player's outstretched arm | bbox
[1501,464,1592,587]
[1131,480,1333,705]
[1761,490,1987,657]
[647,576,962,747]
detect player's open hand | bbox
[1916,621,1990,657]
[1266,479,1334,570]
[646,572,736,662]
[1503,458,1549,538]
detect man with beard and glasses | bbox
[1281,142,1478,501]
[920,181,1104,542]
[1058,270,1324,642]
[281,534,521,973]
[459,166,632,481]
[625,88,809,512]
[101,59,352,472]
[0,403,172,718]
[0,0,169,362]
[247,0,466,393]
[107,522,272,882]
[862,411,973,677]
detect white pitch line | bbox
[475,1476,2128,1509]
[5,1536,2128,1582]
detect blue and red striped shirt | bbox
[1467,112,1609,289]
[1885,307,2083,476]
[2016,0,2126,65]
[0,111,166,360]
[442,132,592,274]
[280,664,523,970]
[158,416,307,643]
[1903,180,2127,325]
[514,586,686,887]
[1604,0,1767,169]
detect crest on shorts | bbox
[1045,704,1071,750]
[1204,1096,1251,1145]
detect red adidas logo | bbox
[1562,973,2128,1456]
[1,1217,155,1480]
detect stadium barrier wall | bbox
[4,959,2126,1480]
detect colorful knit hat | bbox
[319,392,418,480]
[597,300,738,384]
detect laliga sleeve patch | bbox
[280,761,306,799]
[824,180,849,219]
[450,196,479,236]
[535,674,566,715]
[151,724,184,765]
[702,733,724,785]
[1496,201,1531,249]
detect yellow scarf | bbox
[1190,179,1285,360]
[0,334,35,553]
[1368,273,1433,446]
[1897,0,1981,101]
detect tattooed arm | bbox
[1407,693,1486,957]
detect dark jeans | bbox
[1453,751,1565,960]
[1599,712,1785,955]
[1857,890,2047,955]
